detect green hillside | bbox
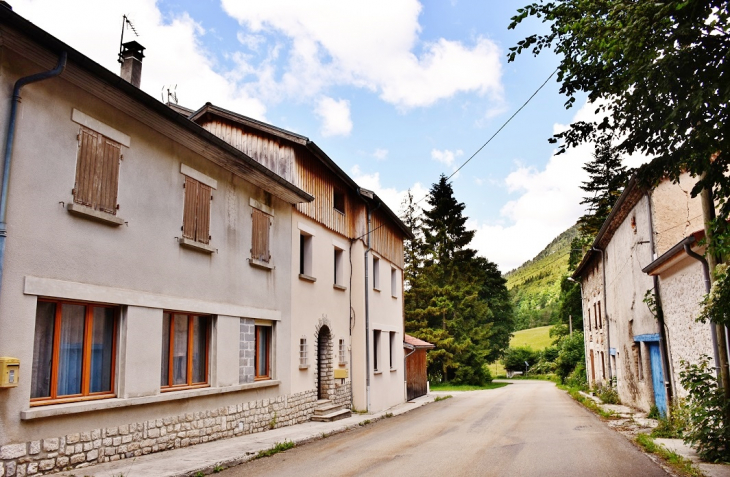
[505,224,578,330]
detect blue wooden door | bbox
[648,342,667,417]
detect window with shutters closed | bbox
[73,126,122,215]
[182,176,212,244]
[251,208,271,263]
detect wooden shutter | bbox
[251,208,271,262]
[183,176,212,244]
[74,127,121,214]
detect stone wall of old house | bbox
[0,389,321,477]
[581,256,609,388]
[651,173,704,256]
[656,255,714,399]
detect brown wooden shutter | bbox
[182,176,212,244]
[74,127,121,214]
[251,208,271,262]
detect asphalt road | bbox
[220,380,669,477]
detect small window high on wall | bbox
[251,208,272,263]
[334,247,344,287]
[182,176,212,245]
[73,126,122,215]
[373,256,380,290]
[391,267,397,297]
[373,330,381,372]
[299,232,313,278]
[333,189,345,214]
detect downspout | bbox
[404,343,416,400]
[684,241,720,377]
[591,246,613,384]
[646,193,674,405]
[357,189,381,412]
[0,52,67,299]
[348,239,354,409]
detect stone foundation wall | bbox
[332,380,351,409]
[0,389,318,477]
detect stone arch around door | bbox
[314,317,334,400]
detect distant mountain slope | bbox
[505,224,578,330]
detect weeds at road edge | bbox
[635,434,703,477]
[558,385,618,419]
[434,395,453,402]
[255,440,295,459]
[359,419,371,426]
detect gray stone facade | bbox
[0,388,353,477]
[239,318,255,384]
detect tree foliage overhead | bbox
[402,175,514,385]
[508,0,730,207]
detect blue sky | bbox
[14,0,605,272]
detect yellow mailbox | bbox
[334,368,348,379]
[0,357,20,388]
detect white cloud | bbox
[373,148,389,161]
[431,149,463,168]
[470,100,651,273]
[221,0,504,109]
[315,97,352,137]
[12,0,267,119]
[350,166,428,215]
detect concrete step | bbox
[310,408,352,422]
[314,402,345,416]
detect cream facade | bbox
[573,173,714,414]
[0,8,409,476]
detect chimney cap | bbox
[121,40,145,60]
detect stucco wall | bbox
[580,256,608,388]
[656,255,714,399]
[651,173,704,256]
[605,195,658,411]
[0,50,294,448]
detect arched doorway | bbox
[316,325,332,400]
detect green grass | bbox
[434,395,453,402]
[255,440,295,459]
[635,434,702,477]
[488,325,555,376]
[431,382,509,392]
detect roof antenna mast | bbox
[118,14,139,64]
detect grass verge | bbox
[434,395,453,402]
[430,382,509,392]
[635,434,703,477]
[255,440,295,459]
[558,384,618,419]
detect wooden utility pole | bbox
[569,315,573,337]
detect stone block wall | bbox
[0,389,317,477]
[239,318,255,384]
[332,380,351,409]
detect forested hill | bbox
[505,224,579,331]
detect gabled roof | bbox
[188,103,414,240]
[404,334,435,349]
[0,7,313,205]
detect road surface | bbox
[220,380,668,477]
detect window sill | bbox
[338,362,347,367]
[333,283,347,291]
[249,258,274,270]
[67,203,124,226]
[299,273,316,282]
[390,368,397,372]
[373,288,381,292]
[178,237,216,254]
[20,379,281,420]
[392,295,398,299]
[299,365,310,370]
[374,370,382,375]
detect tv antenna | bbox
[118,15,140,64]
[162,85,178,104]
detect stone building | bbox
[0,6,410,476]
[572,172,715,413]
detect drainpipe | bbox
[646,193,674,405]
[348,239,354,409]
[0,52,67,300]
[356,188,381,412]
[684,240,720,377]
[591,246,612,384]
[404,343,416,400]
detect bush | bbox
[652,402,688,439]
[680,357,730,462]
[555,332,585,383]
[451,347,492,386]
[595,383,621,405]
[502,346,538,373]
[564,362,587,390]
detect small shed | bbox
[404,334,435,401]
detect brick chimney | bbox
[119,40,145,88]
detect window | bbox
[339,338,346,366]
[593,303,598,329]
[373,330,381,372]
[251,208,272,263]
[389,332,396,370]
[372,256,380,290]
[299,233,313,277]
[634,343,644,381]
[334,247,344,286]
[182,176,212,244]
[391,268,397,297]
[255,324,272,380]
[299,337,307,367]
[161,313,210,389]
[31,300,117,405]
[598,301,602,329]
[587,308,592,331]
[73,126,122,215]
[333,189,345,214]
